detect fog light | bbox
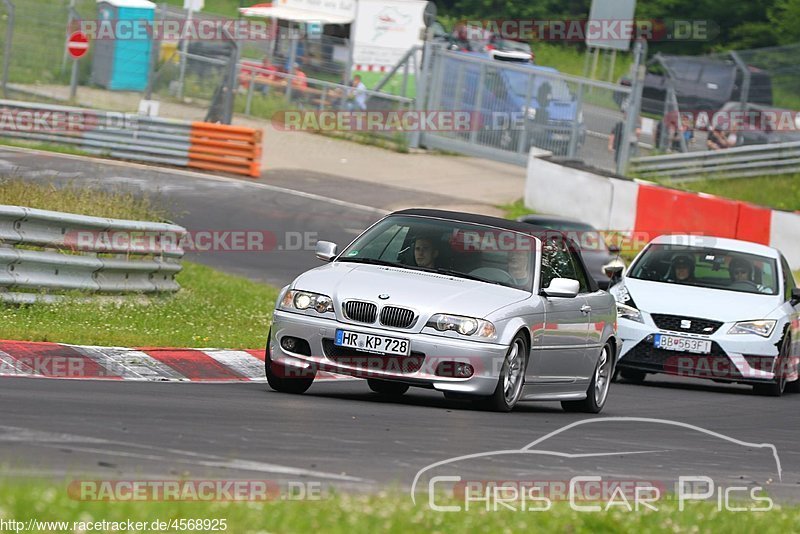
[436,361,474,378]
[455,363,474,378]
[281,337,296,351]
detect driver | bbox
[667,254,695,284]
[507,250,532,287]
[729,257,753,283]
[413,235,440,269]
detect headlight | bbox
[727,320,776,337]
[616,302,643,323]
[281,290,333,313]
[427,313,496,338]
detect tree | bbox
[769,0,800,44]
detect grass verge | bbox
[0,262,276,348]
[1,178,276,348]
[1,481,799,533]
[0,177,167,221]
[670,174,800,212]
[0,139,91,157]
[500,198,535,220]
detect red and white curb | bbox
[0,340,352,383]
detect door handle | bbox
[580,305,591,314]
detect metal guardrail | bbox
[0,99,263,176]
[0,205,186,302]
[629,141,800,182]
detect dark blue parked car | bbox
[439,52,586,155]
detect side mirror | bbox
[791,287,800,305]
[315,241,338,262]
[542,278,580,298]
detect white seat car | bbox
[612,234,800,396]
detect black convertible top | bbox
[390,208,601,293]
[391,208,551,236]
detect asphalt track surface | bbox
[2,147,799,502]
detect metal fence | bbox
[0,204,185,303]
[419,47,634,171]
[630,140,800,182]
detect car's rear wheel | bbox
[619,368,647,384]
[753,335,790,397]
[562,342,613,413]
[481,333,528,412]
[265,331,315,394]
[367,379,409,397]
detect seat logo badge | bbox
[681,320,692,329]
[378,294,390,300]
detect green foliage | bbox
[769,0,800,44]
[672,174,800,211]
[2,481,800,533]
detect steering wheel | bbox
[470,267,517,285]
[730,280,758,290]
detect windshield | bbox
[494,39,531,53]
[628,244,778,295]
[338,215,538,291]
[504,70,573,101]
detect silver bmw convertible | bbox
[266,209,618,412]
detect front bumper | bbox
[616,317,784,384]
[270,309,510,396]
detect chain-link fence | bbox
[420,47,634,173]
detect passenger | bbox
[413,235,440,269]
[667,254,695,283]
[729,257,753,283]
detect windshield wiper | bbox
[412,266,504,285]
[338,257,401,268]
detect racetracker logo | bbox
[63,230,318,253]
[0,110,136,133]
[272,111,481,133]
[456,19,717,42]
[67,480,323,501]
[73,19,320,41]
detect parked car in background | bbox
[618,54,773,115]
[714,101,800,146]
[516,215,624,289]
[612,234,800,396]
[267,209,618,413]
[440,52,585,155]
[485,36,534,63]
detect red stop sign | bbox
[67,32,90,59]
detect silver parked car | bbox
[612,234,800,396]
[266,209,618,412]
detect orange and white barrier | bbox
[525,153,800,267]
[188,122,262,178]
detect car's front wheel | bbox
[481,333,528,412]
[265,331,315,394]
[562,342,614,413]
[753,334,790,397]
[367,379,409,397]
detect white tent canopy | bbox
[239,3,355,25]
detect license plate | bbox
[552,134,570,141]
[654,334,712,354]
[334,329,410,356]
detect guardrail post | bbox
[1,0,14,98]
[567,83,584,159]
[409,31,434,149]
[245,70,255,116]
[616,39,646,176]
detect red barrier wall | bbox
[634,184,741,240]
